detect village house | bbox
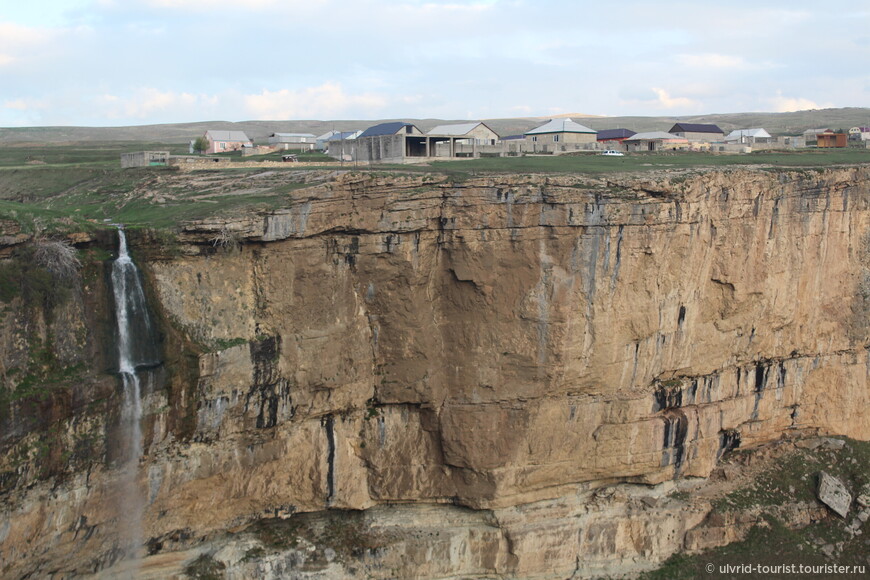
[120,151,169,168]
[623,131,689,152]
[267,133,317,150]
[325,130,362,161]
[348,122,426,163]
[316,130,340,150]
[596,129,636,144]
[725,128,773,144]
[816,130,848,148]
[803,128,830,145]
[849,127,870,141]
[668,123,725,142]
[203,130,252,154]
[525,118,597,152]
[426,122,499,157]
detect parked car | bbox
[601,150,624,156]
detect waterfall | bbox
[110,227,160,570]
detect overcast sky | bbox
[1,0,868,127]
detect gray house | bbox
[352,122,426,163]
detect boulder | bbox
[817,472,851,518]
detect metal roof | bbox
[669,123,724,134]
[205,130,250,142]
[725,128,772,140]
[326,131,361,141]
[625,131,687,141]
[596,128,636,141]
[526,118,596,135]
[427,122,484,136]
[358,122,418,138]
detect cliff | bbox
[1,166,869,578]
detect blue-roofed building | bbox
[315,130,340,150]
[326,130,362,142]
[596,129,636,142]
[668,123,725,142]
[349,122,426,163]
[358,122,423,138]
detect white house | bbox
[725,128,773,144]
[267,133,317,150]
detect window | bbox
[220,142,226,150]
[554,134,560,142]
[532,136,538,142]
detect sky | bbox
[0,0,868,127]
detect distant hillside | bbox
[1,108,868,144]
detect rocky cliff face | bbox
[2,167,869,578]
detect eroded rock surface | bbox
[2,167,870,578]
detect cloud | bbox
[0,21,53,44]
[142,0,319,10]
[94,88,220,120]
[3,97,49,110]
[243,83,389,119]
[0,22,55,66]
[768,92,831,113]
[651,88,698,110]
[677,53,745,69]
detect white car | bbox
[601,150,625,156]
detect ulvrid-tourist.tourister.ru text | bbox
[712,563,866,575]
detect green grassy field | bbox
[0,141,191,168]
[0,142,868,233]
[421,148,870,175]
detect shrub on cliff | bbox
[0,239,81,310]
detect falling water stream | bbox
[110,227,160,573]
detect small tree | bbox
[193,136,209,154]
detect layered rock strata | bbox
[1,167,870,578]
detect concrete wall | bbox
[169,158,337,171]
[674,131,725,142]
[241,146,277,157]
[527,132,597,146]
[206,139,250,155]
[120,151,169,168]
[170,156,232,168]
[355,135,408,163]
[624,140,689,153]
[465,124,500,144]
[326,139,358,162]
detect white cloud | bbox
[651,88,698,110]
[676,52,778,72]
[677,53,745,69]
[0,22,55,66]
[0,22,53,45]
[3,97,48,110]
[244,83,389,119]
[768,92,831,113]
[143,0,318,10]
[95,89,220,119]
